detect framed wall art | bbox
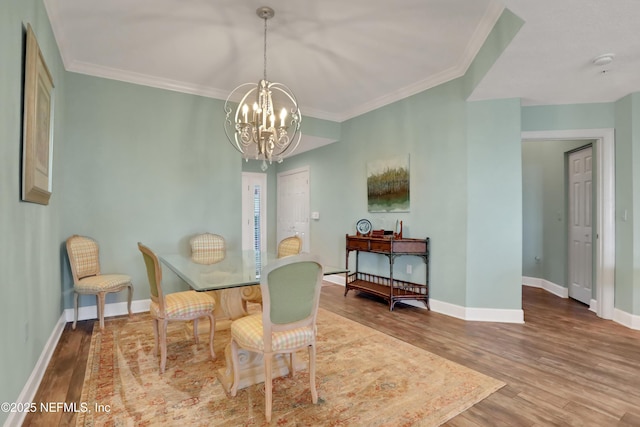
[22,23,54,205]
[367,155,410,212]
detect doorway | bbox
[277,166,310,252]
[522,129,615,319]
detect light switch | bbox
[311,211,320,220]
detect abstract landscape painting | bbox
[367,155,410,212]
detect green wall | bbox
[0,0,67,422]
[466,98,522,309]
[60,73,243,302]
[281,80,474,306]
[613,94,640,315]
[280,88,525,309]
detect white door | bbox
[568,146,593,305]
[277,167,310,252]
[241,172,267,251]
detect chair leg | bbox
[73,292,79,330]
[97,293,106,330]
[309,344,318,404]
[152,318,159,355]
[229,339,240,397]
[208,314,216,360]
[264,354,273,422]
[193,318,199,344]
[289,353,296,377]
[160,319,168,374]
[127,284,133,318]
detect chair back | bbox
[190,233,226,264]
[277,235,302,258]
[260,254,323,348]
[66,235,101,281]
[137,242,165,310]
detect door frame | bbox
[522,129,615,319]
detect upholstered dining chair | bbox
[277,235,303,258]
[230,254,323,422]
[241,235,303,309]
[189,233,226,265]
[66,235,133,330]
[138,242,216,374]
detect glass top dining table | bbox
[159,250,346,292]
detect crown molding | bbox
[67,60,231,99]
[336,0,504,122]
[45,0,504,124]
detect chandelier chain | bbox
[263,16,268,81]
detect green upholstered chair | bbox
[66,235,133,330]
[138,242,216,374]
[241,235,303,309]
[229,253,323,422]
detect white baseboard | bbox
[522,276,568,298]
[613,308,640,330]
[323,274,345,286]
[424,299,524,323]
[332,281,524,323]
[63,299,151,323]
[4,314,66,427]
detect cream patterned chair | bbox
[138,242,216,374]
[241,235,303,309]
[277,235,302,258]
[230,254,323,422]
[189,233,226,265]
[189,233,227,322]
[66,235,133,330]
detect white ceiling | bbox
[44,0,640,124]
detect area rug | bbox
[76,309,504,426]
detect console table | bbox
[344,234,430,311]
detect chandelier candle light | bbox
[224,6,302,171]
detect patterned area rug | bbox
[77,309,504,426]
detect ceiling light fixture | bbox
[592,53,615,67]
[224,6,302,171]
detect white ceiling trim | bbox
[457,1,505,78]
[67,60,231,100]
[335,1,504,122]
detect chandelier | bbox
[224,6,302,171]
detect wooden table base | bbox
[217,345,304,393]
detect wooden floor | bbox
[24,285,640,426]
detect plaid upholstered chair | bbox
[241,235,302,309]
[66,235,133,330]
[138,243,216,374]
[277,235,302,258]
[230,254,323,422]
[189,233,225,265]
